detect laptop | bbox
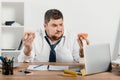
[84,43,111,75]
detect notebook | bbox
[84,43,111,75]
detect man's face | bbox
[44,18,64,41]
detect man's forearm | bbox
[80,48,84,57]
[24,46,32,56]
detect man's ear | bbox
[44,23,46,28]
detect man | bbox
[18,9,89,62]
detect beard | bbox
[51,35,62,40]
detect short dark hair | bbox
[44,9,63,24]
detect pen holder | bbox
[2,61,14,75]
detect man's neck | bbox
[50,37,61,44]
[51,40,57,44]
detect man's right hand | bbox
[23,32,35,56]
[77,33,90,57]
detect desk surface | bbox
[0,62,120,80]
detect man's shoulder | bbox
[33,28,45,41]
[35,28,45,36]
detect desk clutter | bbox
[27,64,86,77]
[0,56,14,75]
[0,61,120,79]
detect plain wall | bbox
[1,0,120,60]
[0,2,1,55]
[2,2,24,25]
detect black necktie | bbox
[44,36,61,62]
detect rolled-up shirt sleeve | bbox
[72,36,81,62]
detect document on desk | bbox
[27,65,69,71]
[48,65,69,70]
[27,65,48,70]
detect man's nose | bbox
[57,26,62,31]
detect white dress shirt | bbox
[18,29,80,62]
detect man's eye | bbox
[60,24,63,26]
[52,24,57,27]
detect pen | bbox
[5,56,9,62]
[64,70,81,76]
[33,64,43,68]
[11,57,14,62]
[47,65,49,70]
[0,56,5,63]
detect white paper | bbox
[27,65,69,71]
[27,65,48,70]
[48,65,69,70]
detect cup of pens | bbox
[0,56,14,75]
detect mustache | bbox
[55,31,62,33]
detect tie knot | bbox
[51,45,56,50]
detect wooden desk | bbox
[0,62,120,80]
